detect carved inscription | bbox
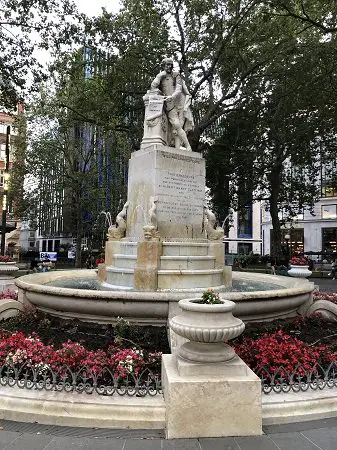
[157,171,204,222]
[146,95,164,121]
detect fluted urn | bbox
[169,298,245,363]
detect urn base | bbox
[179,342,236,363]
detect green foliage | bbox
[201,288,222,304]
[0,0,82,108]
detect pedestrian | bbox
[328,259,337,280]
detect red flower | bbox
[289,256,308,266]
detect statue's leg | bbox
[168,113,191,151]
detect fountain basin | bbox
[15,270,314,325]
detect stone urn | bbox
[288,265,312,278]
[169,298,245,363]
[0,261,19,291]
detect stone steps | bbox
[160,255,215,270]
[105,266,134,287]
[157,268,223,290]
[118,241,138,255]
[162,242,209,256]
[113,254,137,269]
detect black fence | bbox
[257,363,337,394]
[0,363,162,397]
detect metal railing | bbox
[0,363,162,397]
[2,361,337,397]
[256,363,337,394]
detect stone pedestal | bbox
[0,262,19,293]
[126,145,205,240]
[134,240,162,291]
[162,354,262,439]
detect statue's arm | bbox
[150,71,166,91]
[172,74,183,99]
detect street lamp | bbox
[284,233,290,260]
[1,125,10,256]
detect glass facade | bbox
[237,242,253,254]
[271,228,304,255]
[321,160,337,197]
[322,204,337,219]
[237,204,253,238]
[322,228,337,253]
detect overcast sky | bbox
[75,0,121,16]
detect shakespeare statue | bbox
[141,57,194,151]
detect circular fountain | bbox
[15,71,314,325]
[15,267,314,325]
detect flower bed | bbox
[0,255,13,263]
[0,290,18,301]
[0,309,166,395]
[313,291,337,304]
[2,307,337,395]
[289,256,308,266]
[232,314,337,392]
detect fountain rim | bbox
[15,269,314,303]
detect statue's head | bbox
[161,56,174,74]
[143,225,156,240]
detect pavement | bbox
[0,276,336,449]
[313,277,337,293]
[2,417,337,450]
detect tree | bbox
[8,109,28,218]
[0,0,81,108]
[207,18,336,257]
[269,0,337,34]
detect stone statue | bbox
[143,196,160,241]
[143,56,194,151]
[107,202,129,240]
[204,205,224,241]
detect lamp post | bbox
[284,233,290,261]
[1,126,10,256]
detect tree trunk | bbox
[268,158,284,260]
[188,126,202,152]
[74,195,84,268]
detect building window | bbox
[271,228,304,255]
[322,205,337,219]
[237,243,253,255]
[322,228,337,254]
[321,160,337,198]
[237,205,253,238]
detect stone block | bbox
[105,241,122,267]
[134,241,162,291]
[162,354,262,439]
[223,266,232,287]
[97,264,107,283]
[208,242,225,268]
[126,146,205,239]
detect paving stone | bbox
[123,438,163,450]
[162,438,201,449]
[0,430,20,449]
[199,437,240,449]
[2,432,53,450]
[269,431,322,450]
[264,417,337,435]
[45,436,125,450]
[44,436,93,449]
[234,435,280,450]
[301,428,337,450]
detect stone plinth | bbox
[134,240,162,291]
[126,145,205,240]
[0,262,19,292]
[162,354,262,439]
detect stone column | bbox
[134,240,162,291]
